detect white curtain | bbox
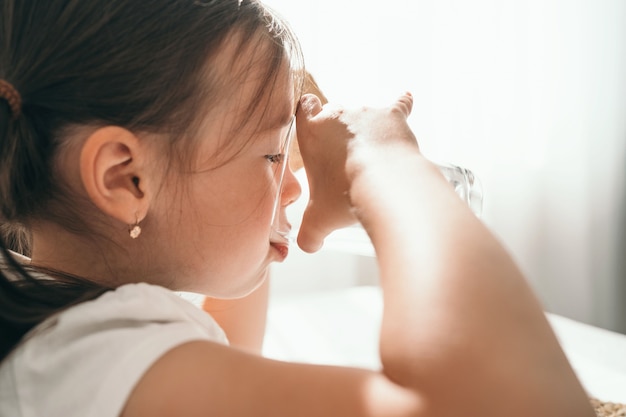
[265,0,626,332]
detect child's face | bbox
[150,39,301,298]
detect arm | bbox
[293,93,595,414]
[201,272,269,354]
[123,94,595,417]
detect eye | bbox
[265,153,285,164]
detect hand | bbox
[295,93,418,253]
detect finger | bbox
[392,92,413,117]
[296,204,328,253]
[296,229,324,254]
[303,72,329,105]
[297,94,324,120]
[294,94,324,164]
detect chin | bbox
[198,267,269,300]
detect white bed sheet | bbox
[264,285,626,403]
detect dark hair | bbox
[0,0,304,361]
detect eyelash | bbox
[265,154,285,164]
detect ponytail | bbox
[0,235,110,361]
[0,70,106,362]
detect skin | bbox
[123,90,595,416]
[30,37,300,299]
[200,72,329,354]
[29,31,594,416]
[202,274,270,353]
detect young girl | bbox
[0,0,595,416]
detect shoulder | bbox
[0,283,227,417]
[36,283,226,339]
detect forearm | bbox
[351,150,592,413]
[352,152,533,354]
[202,274,269,354]
[295,91,592,415]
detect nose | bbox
[280,165,301,207]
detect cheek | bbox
[187,168,278,229]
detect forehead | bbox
[198,33,296,157]
[227,32,295,113]
[216,36,295,122]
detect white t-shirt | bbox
[0,283,227,417]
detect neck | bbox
[30,220,142,287]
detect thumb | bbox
[296,201,330,253]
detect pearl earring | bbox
[129,217,142,239]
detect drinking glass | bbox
[436,162,483,217]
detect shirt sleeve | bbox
[8,283,227,417]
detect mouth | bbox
[270,241,289,259]
[269,221,293,260]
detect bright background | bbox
[266,0,626,333]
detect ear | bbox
[79,126,152,226]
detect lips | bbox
[270,242,289,259]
